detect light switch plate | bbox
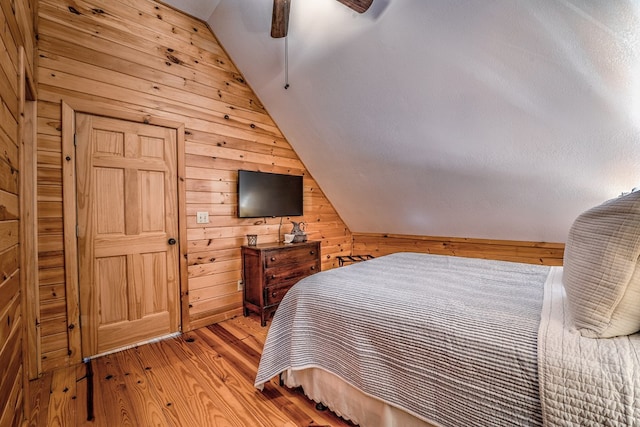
[196,211,209,224]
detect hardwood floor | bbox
[29,315,355,426]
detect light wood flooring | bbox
[28,315,355,426]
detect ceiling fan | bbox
[271,0,374,38]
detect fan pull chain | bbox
[284,35,290,89]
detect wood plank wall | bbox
[1,0,38,425]
[35,0,352,373]
[353,233,564,266]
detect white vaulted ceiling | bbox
[163,0,640,243]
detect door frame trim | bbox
[61,102,188,364]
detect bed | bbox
[255,192,640,427]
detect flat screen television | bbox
[237,170,304,218]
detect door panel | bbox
[76,113,179,357]
[95,167,125,234]
[96,256,127,324]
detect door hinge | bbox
[73,133,77,146]
[76,225,79,237]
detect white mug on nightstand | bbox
[283,233,295,243]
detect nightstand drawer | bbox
[264,282,296,306]
[265,246,319,268]
[265,262,318,286]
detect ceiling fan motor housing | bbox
[271,0,373,38]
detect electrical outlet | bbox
[237,279,244,291]
[196,211,209,224]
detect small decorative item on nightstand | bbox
[290,221,307,243]
[246,234,258,246]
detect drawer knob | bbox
[310,251,315,255]
[271,275,276,279]
[310,266,316,271]
[270,257,276,262]
[272,292,277,298]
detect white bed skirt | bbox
[283,368,441,427]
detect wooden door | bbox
[76,114,180,357]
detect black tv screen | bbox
[238,170,303,218]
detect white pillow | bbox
[563,191,640,338]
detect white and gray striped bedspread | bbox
[255,252,551,426]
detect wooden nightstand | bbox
[242,241,320,326]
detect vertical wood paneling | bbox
[1,0,37,424]
[60,102,81,366]
[19,46,40,383]
[36,0,352,371]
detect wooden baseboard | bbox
[187,307,244,331]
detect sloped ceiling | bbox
[163,0,640,243]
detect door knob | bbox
[168,238,177,245]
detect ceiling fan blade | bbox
[271,0,290,38]
[336,0,373,13]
